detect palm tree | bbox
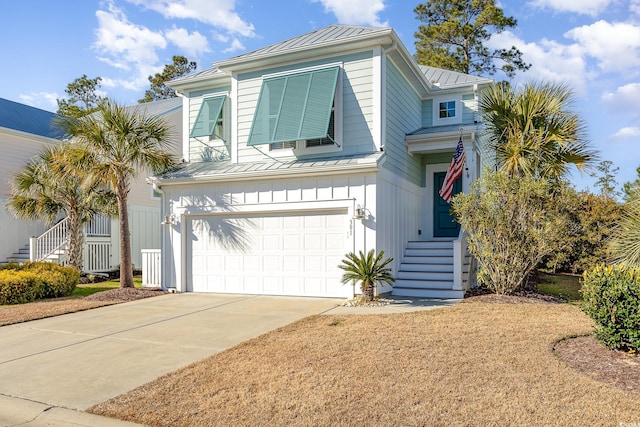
[8,143,115,270]
[58,99,176,288]
[609,200,640,268]
[338,249,395,302]
[480,81,597,180]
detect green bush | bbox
[0,270,43,305]
[0,262,79,304]
[582,265,640,351]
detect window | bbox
[439,101,456,119]
[270,141,296,151]
[433,96,462,125]
[248,66,339,147]
[190,95,226,139]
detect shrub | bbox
[0,270,43,305]
[451,171,572,294]
[0,262,79,304]
[582,265,640,352]
[339,250,395,302]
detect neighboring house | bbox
[150,25,492,298]
[0,98,62,263]
[0,97,182,272]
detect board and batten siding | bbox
[383,59,423,186]
[235,50,375,164]
[161,172,378,291]
[186,86,231,162]
[375,168,422,293]
[109,204,161,270]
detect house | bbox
[150,25,492,299]
[0,97,182,272]
[0,98,62,264]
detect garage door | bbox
[187,210,350,297]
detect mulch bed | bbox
[83,287,166,302]
[464,286,640,395]
[554,335,640,394]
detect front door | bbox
[433,171,461,238]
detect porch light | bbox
[161,214,176,225]
[353,205,366,220]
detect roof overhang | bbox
[406,125,480,154]
[149,153,384,186]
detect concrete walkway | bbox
[0,293,456,426]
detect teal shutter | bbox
[248,66,339,146]
[190,95,226,138]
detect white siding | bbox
[0,129,56,260]
[375,168,423,294]
[110,205,161,270]
[161,171,378,292]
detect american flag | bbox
[439,136,466,203]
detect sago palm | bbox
[8,143,115,270]
[480,81,596,180]
[339,249,395,302]
[58,99,176,287]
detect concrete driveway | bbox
[0,293,338,414]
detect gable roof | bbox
[0,98,63,139]
[226,25,388,64]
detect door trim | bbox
[424,163,451,240]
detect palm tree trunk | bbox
[362,280,375,302]
[66,208,84,271]
[117,181,134,288]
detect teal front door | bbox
[433,171,461,238]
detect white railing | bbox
[141,249,161,287]
[85,215,111,237]
[30,218,68,262]
[84,241,111,272]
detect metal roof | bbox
[156,152,383,182]
[0,98,63,139]
[419,66,492,89]
[128,97,182,117]
[228,25,388,62]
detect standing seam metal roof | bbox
[0,98,63,139]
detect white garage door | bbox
[187,210,350,297]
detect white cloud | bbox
[18,92,59,112]
[610,126,640,139]
[222,38,245,53]
[165,26,210,57]
[94,2,166,74]
[527,0,615,16]
[488,31,589,93]
[565,20,640,74]
[125,0,255,37]
[312,0,388,27]
[601,82,640,111]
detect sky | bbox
[1,0,639,192]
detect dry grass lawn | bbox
[89,301,640,427]
[0,299,115,326]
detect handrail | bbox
[30,217,69,262]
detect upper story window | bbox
[432,95,462,126]
[439,100,456,119]
[190,95,226,140]
[248,66,341,155]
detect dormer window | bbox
[249,66,341,153]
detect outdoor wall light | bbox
[161,214,176,225]
[353,205,366,220]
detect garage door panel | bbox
[188,210,349,297]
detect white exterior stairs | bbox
[392,241,465,299]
